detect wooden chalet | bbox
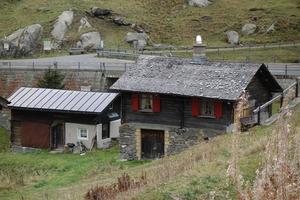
[110,56,283,160]
[8,87,120,150]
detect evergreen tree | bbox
[37,69,65,89]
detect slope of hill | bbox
[0,0,299,49]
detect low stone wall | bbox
[119,123,222,160]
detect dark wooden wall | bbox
[122,93,234,131]
[246,74,272,107]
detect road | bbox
[0,54,135,70]
[0,53,300,76]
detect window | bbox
[78,128,88,140]
[201,101,214,117]
[102,123,110,139]
[139,94,153,111]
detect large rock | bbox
[77,32,101,50]
[226,31,239,45]
[187,0,211,7]
[113,16,131,26]
[78,17,92,32]
[241,23,257,35]
[125,32,148,43]
[125,32,148,50]
[91,7,112,17]
[51,11,74,43]
[0,24,43,57]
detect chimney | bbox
[192,35,207,64]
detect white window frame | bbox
[77,128,88,140]
[139,94,153,112]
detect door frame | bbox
[50,121,65,149]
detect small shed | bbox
[8,87,121,150]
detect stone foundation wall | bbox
[119,123,218,160]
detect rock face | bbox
[125,32,148,50]
[241,23,257,35]
[91,7,112,17]
[226,31,239,45]
[0,24,43,57]
[51,11,74,43]
[78,17,92,32]
[77,32,101,50]
[187,0,211,7]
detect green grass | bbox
[0,128,9,152]
[0,104,299,200]
[0,0,299,50]
[0,147,149,199]
[174,46,300,63]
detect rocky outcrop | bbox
[0,24,43,57]
[125,32,148,50]
[51,10,74,44]
[77,32,101,50]
[91,7,112,17]
[78,17,92,32]
[241,23,257,35]
[226,31,239,45]
[187,0,211,7]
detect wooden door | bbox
[51,123,65,149]
[141,129,164,159]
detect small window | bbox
[139,94,153,111]
[78,128,88,140]
[102,123,110,139]
[201,101,214,117]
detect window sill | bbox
[138,109,154,113]
[198,115,216,119]
[78,137,88,141]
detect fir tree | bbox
[37,69,65,89]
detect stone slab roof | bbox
[111,56,280,101]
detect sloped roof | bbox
[8,87,118,114]
[110,56,281,100]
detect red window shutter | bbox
[152,94,161,113]
[192,98,200,117]
[214,101,223,119]
[131,93,139,112]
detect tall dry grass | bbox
[227,88,300,200]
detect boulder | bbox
[77,32,101,50]
[187,0,211,7]
[241,23,257,35]
[125,32,148,50]
[125,32,148,43]
[91,7,112,17]
[226,31,239,45]
[266,23,275,34]
[113,16,131,26]
[0,24,43,57]
[78,17,92,32]
[131,24,145,33]
[51,10,74,43]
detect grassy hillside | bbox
[0,0,299,49]
[0,103,299,199]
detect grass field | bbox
[0,103,299,200]
[173,46,300,63]
[0,0,299,49]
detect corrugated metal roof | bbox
[8,87,119,114]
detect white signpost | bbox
[43,40,52,51]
